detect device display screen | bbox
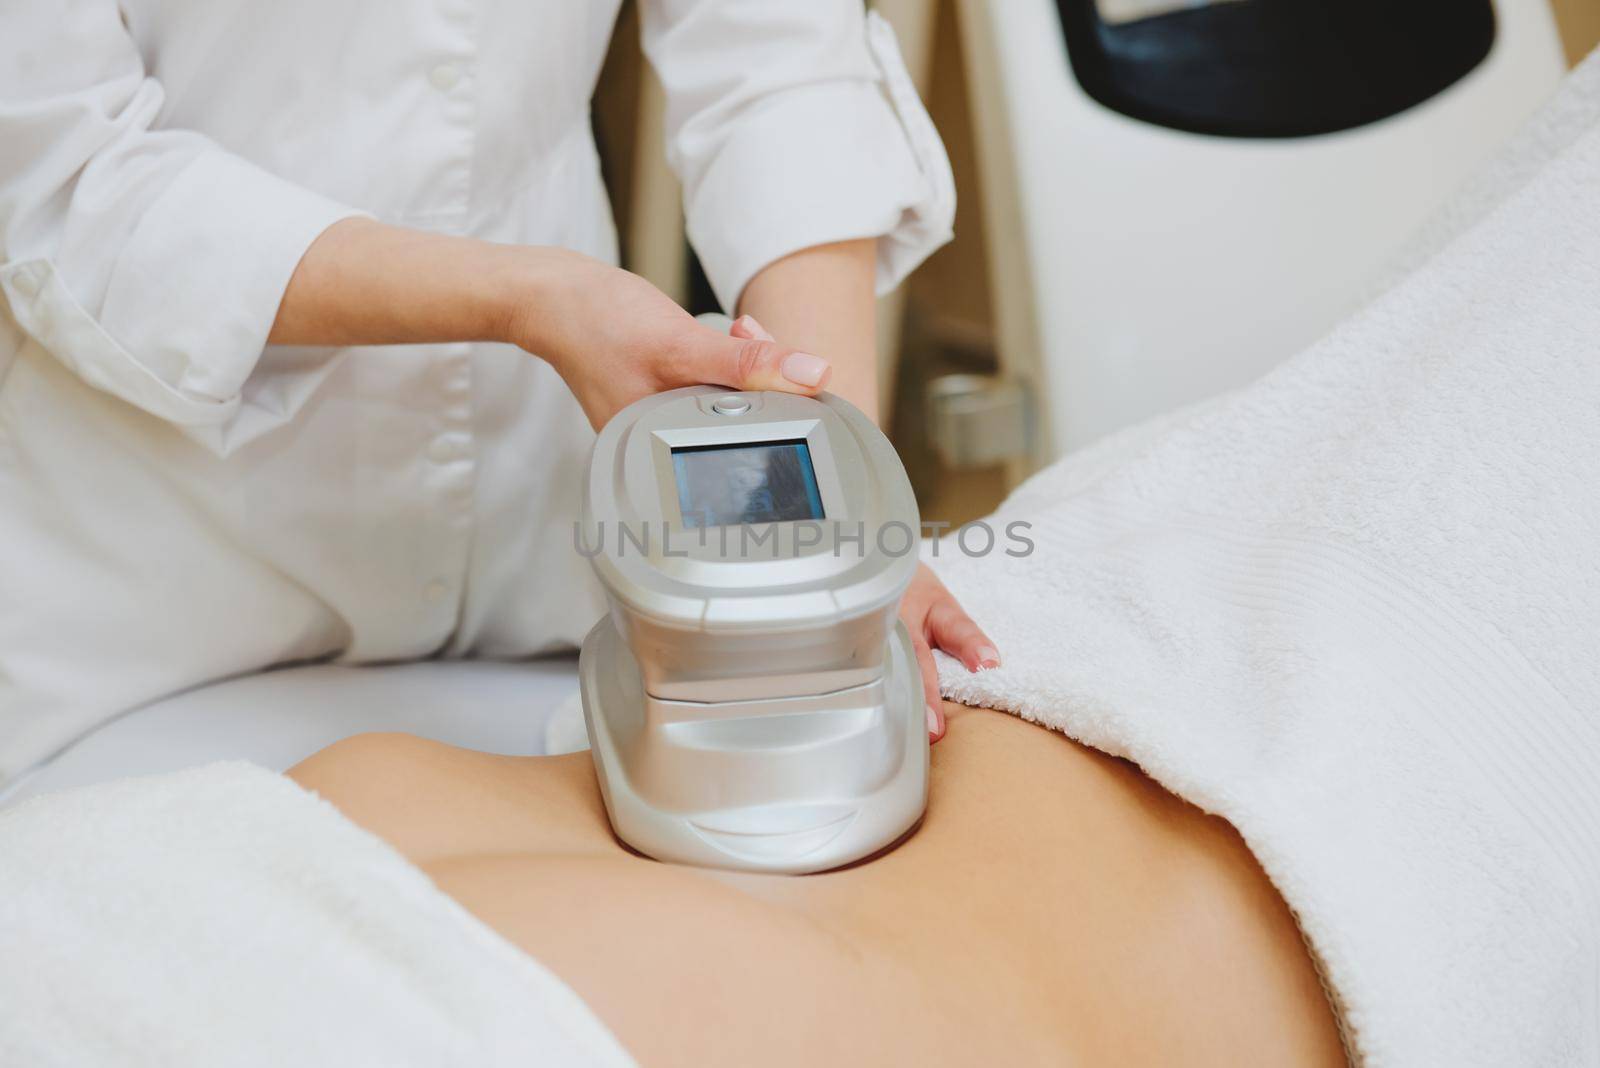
[671,440,825,528]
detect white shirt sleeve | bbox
[0,0,363,435]
[640,3,955,313]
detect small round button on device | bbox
[710,396,752,416]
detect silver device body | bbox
[578,386,927,874]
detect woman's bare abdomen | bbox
[289,704,1344,1067]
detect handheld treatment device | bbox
[578,386,927,874]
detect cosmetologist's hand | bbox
[269,219,832,431]
[508,253,832,429]
[900,563,999,744]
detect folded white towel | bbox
[0,762,634,1067]
[931,56,1600,1068]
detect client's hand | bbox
[901,564,998,743]
[510,255,832,428]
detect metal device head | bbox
[577,386,927,874]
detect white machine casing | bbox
[579,387,927,874]
[957,0,1565,463]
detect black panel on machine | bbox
[1055,0,1496,138]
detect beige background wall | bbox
[1555,0,1600,61]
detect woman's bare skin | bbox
[288,702,1345,1067]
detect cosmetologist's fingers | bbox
[729,314,774,342]
[687,327,831,395]
[911,631,946,743]
[927,596,1000,672]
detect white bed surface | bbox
[3,658,579,805]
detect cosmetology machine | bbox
[578,386,927,874]
[938,0,1565,469]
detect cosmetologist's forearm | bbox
[267,216,575,351]
[736,238,879,421]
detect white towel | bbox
[931,56,1600,1068]
[0,762,634,1067]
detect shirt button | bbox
[10,267,40,299]
[427,436,464,464]
[424,579,450,603]
[428,63,462,91]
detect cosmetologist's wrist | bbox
[492,244,600,370]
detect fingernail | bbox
[780,352,828,388]
[975,646,1000,670]
[739,314,773,341]
[926,703,944,740]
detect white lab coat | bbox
[0,0,954,782]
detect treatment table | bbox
[1,658,581,806]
